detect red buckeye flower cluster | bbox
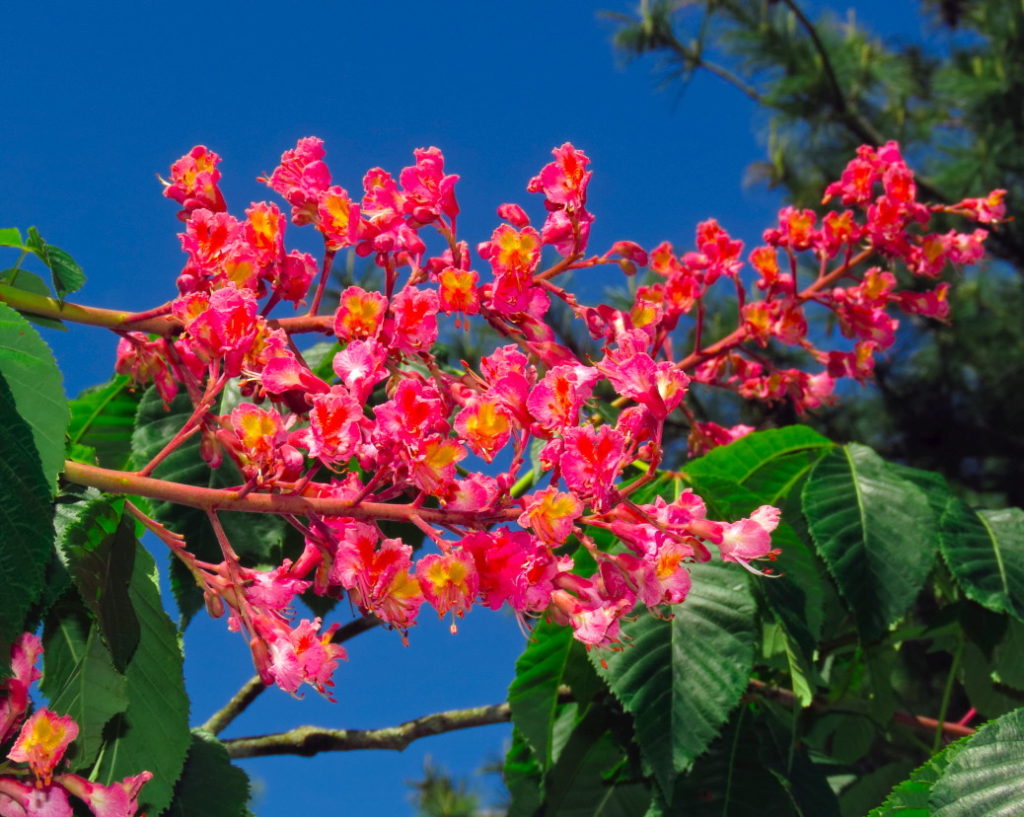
[111,138,1002,697]
[0,634,152,817]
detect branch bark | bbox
[63,460,519,528]
[222,702,513,758]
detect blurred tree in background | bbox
[608,0,1024,506]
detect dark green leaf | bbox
[939,500,1024,621]
[505,730,543,817]
[509,620,603,768]
[93,540,191,816]
[25,227,86,300]
[930,708,1024,816]
[0,370,53,666]
[0,227,24,247]
[542,705,651,817]
[593,561,758,800]
[68,375,143,470]
[164,731,251,817]
[40,604,128,771]
[0,301,68,490]
[803,445,937,642]
[131,387,293,624]
[56,495,140,671]
[684,425,832,485]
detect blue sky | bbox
[2,2,927,813]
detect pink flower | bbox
[163,145,226,219]
[718,506,781,572]
[263,137,332,224]
[8,710,79,786]
[399,147,460,224]
[57,772,152,817]
[417,550,479,628]
[527,143,592,211]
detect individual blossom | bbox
[58,772,153,817]
[317,185,362,249]
[527,142,591,212]
[333,286,388,341]
[389,286,439,354]
[454,398,512,462]
[399,146,459,224]
[255,617,345,696]
[560,425,629,512]
[518,488,583,545]
[7,709,78,786]
[263,137,332,224]
[163,145,226,219]
[717,505,781,573]
[417,550,479,629]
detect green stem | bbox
[934,636,965,753]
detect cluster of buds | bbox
[114,138,1002,696]
[0,634,151,817]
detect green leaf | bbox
[68,375,143,469]
[0,301,68,490]
[55,495,140,671]
[164,731,251,817]
[40,604,128,771]
[0,227,24,247]
[802,444,937,642]
[939,500,1024,621]
[592,561,758,800]
[25,226,86,300]
[0,370,54,665]
[542,705,651,817]
[930,708,1024,816]
[505,729,543,817]
[684,425,832,485]
[509,619,604,768]
[93,540,191,816]
[131,387,294,624]
[868,734,969,816]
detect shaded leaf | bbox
[94,540,191,816]
[803,445,936,642]
[0,370,53,667]
[55,495,139,671]
[939,500,1024,621]
[592,561,757,800]
[509,619,604,768]
[68,375,142,470]
[40,605,128,771]
[542,705,651,817]
[505,729,543,817]
[0,301,68,490]
[164,731,251,817]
